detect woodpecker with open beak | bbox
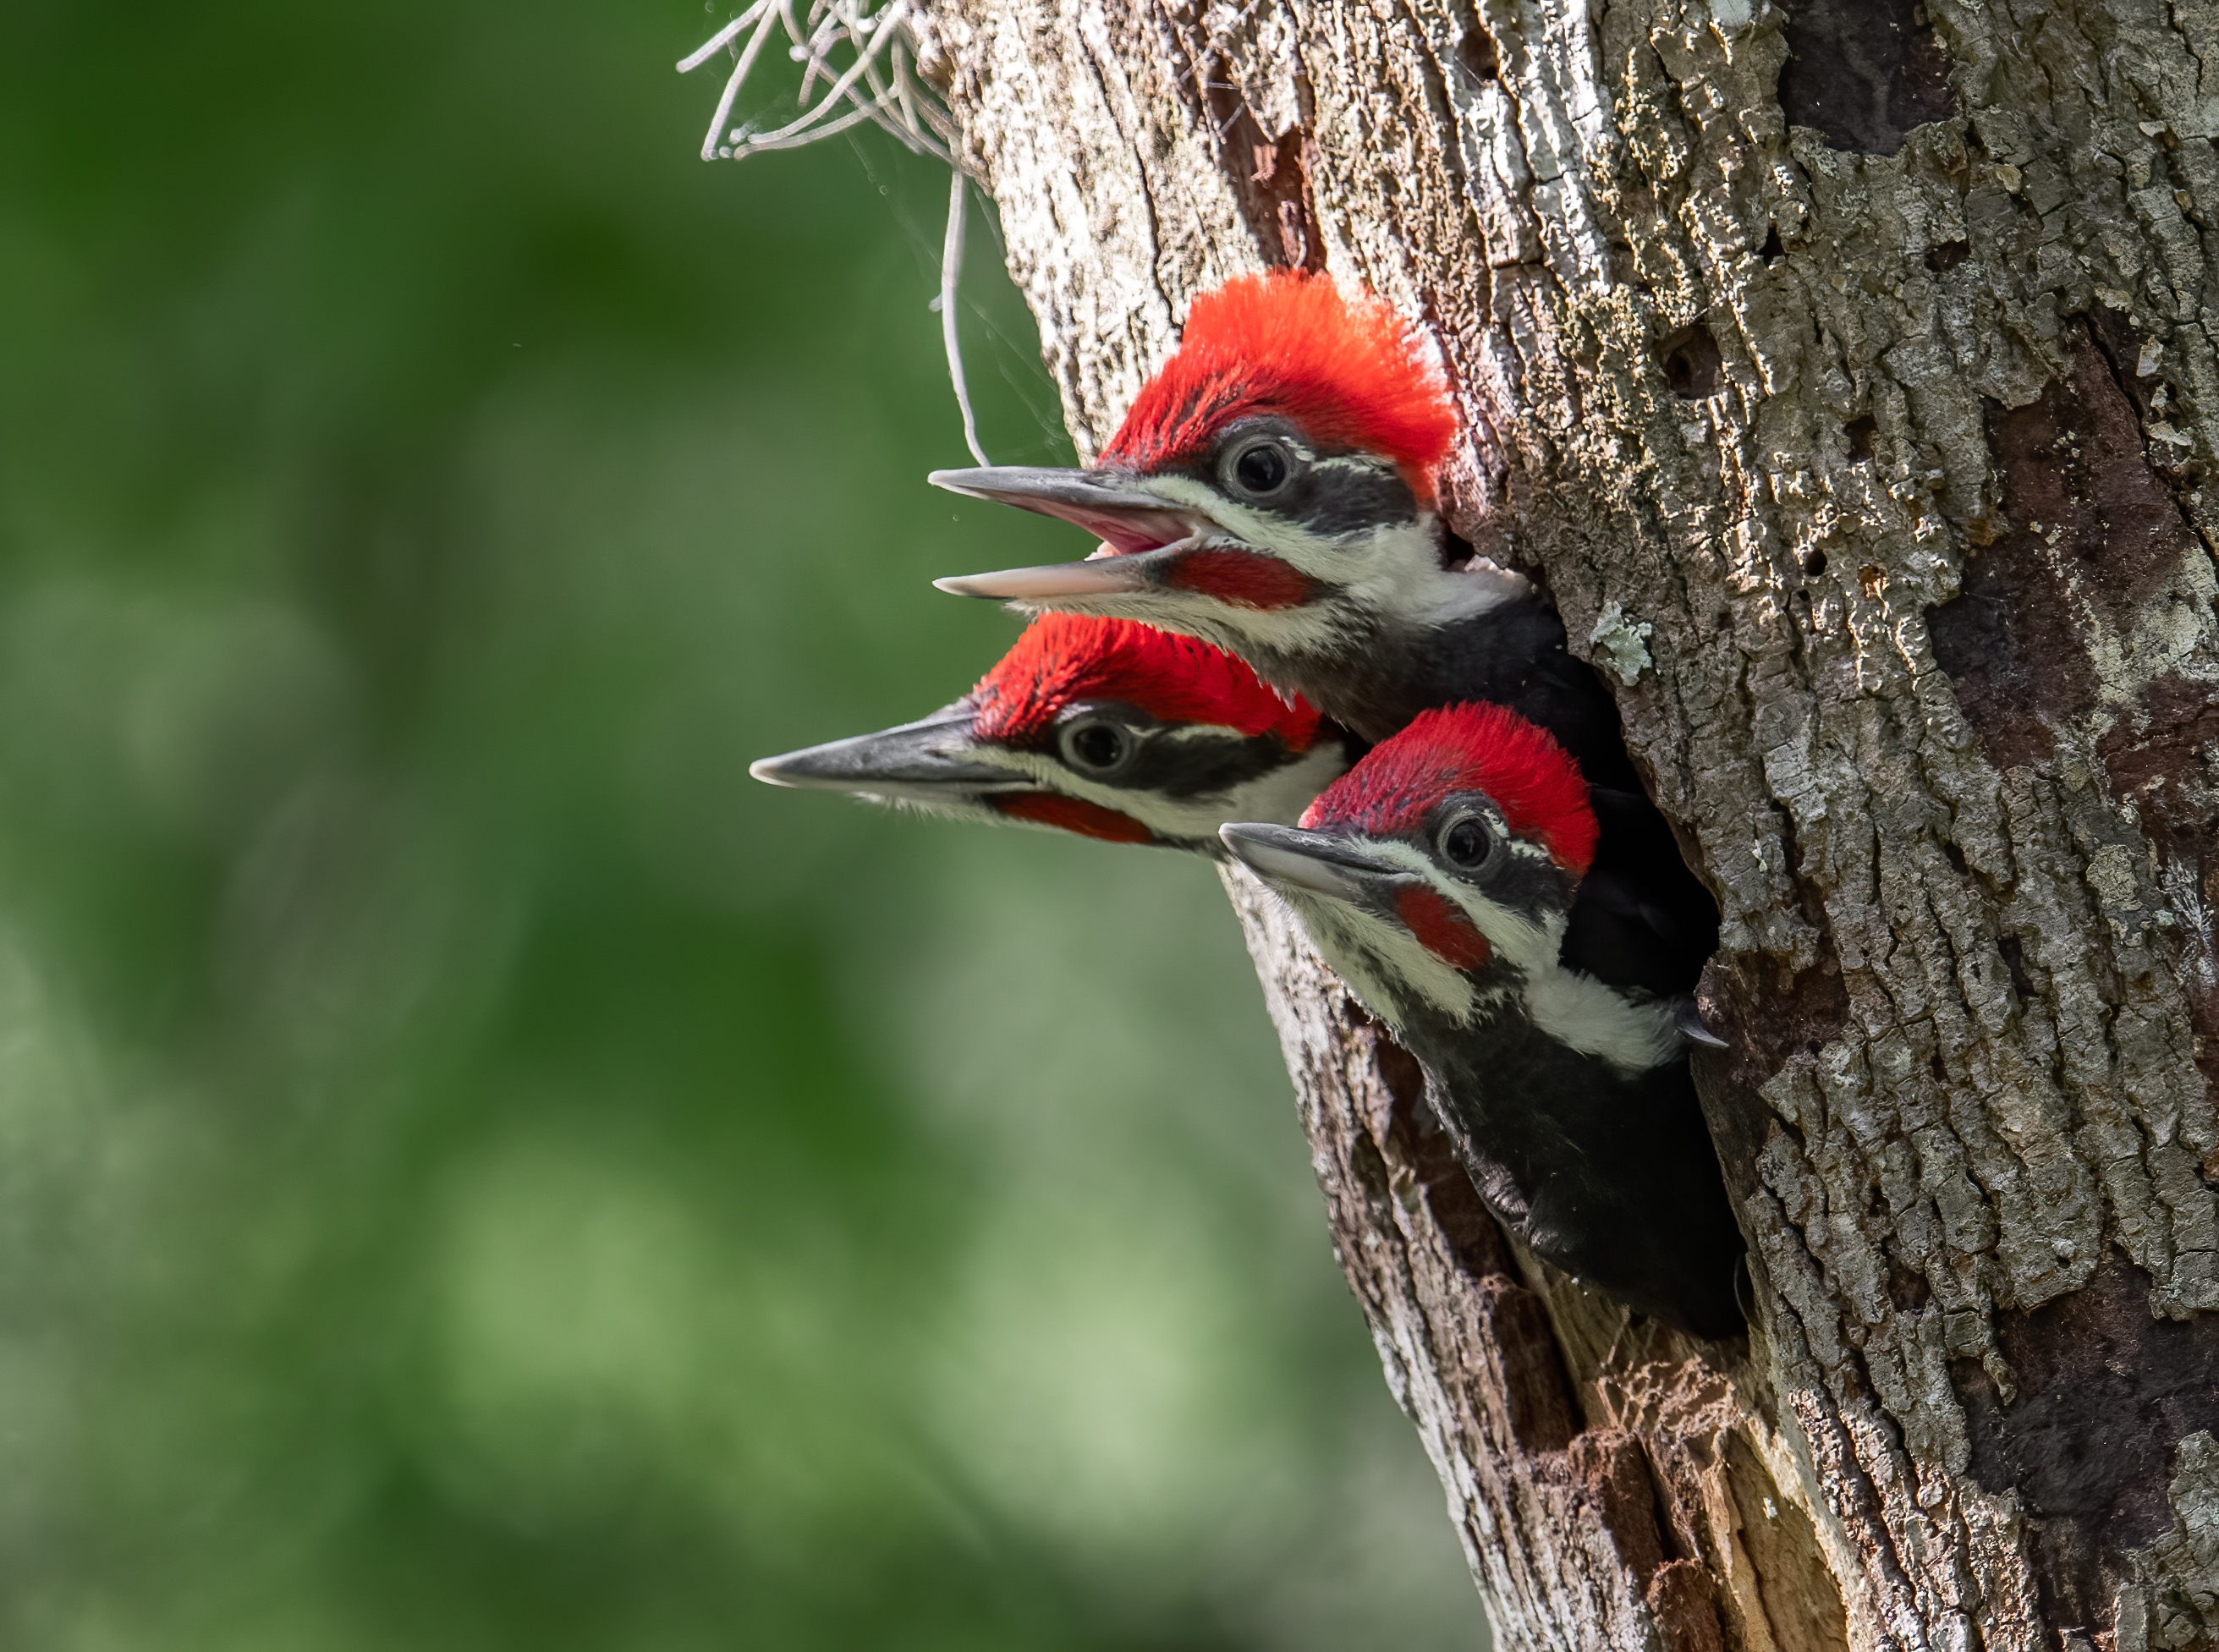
[930,272,1612,765]
[750,614,1354,853]
[1220,702,1745,1337]
[928,272,1718,994]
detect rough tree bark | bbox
[908,1,2219,1646]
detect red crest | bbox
[1096,272,1458,504]
[1303,703,1597,875]
[972,614,1321,749]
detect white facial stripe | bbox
[1283,824,1683,1072]
[1159,734,1348,837]
[1522,971,1683,1072]
[968,726,1344,843]
[1123,475,1530,634]
[1246,837,1487,1024]
[1275,887,1491,1033]
[1431,851,1684,1073]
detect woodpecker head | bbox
[1222,704,1680,1073]
[930,272,1526,677]
[750,615,1348,853]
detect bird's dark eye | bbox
[1061,719,1132,774]
[1228,438,1293,497]
[1439,815,1491,869]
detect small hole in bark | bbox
[1943,840,1969,875]
[1457,24,1500,81]
[1998,935,2035,1003]
[1930,1051,1947,1080]
[1847,415,1879,461]
[1799,548,1828,577]
[1659,324,1722,399]
[1926,239,1970,272]
[1760,226,1785,262]
[1888,1262,1933,1312]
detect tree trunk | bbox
[910,1,2219,1645]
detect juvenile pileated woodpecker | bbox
[750,614,1354,853]
[1220,703,1744,1337]
[931,272,1716,996]
[930,273,1589,749]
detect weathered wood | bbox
[912,1,2219,1645]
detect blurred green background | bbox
[0,3,1484,1646]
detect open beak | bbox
[1217,823,1409,903]
[931,554,1161,602]
[750,709,1014,803]
[928,465,1205,556]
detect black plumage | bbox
[1569,785,1720,997]
[1400,993,1746,1338]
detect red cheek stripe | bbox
[1394,886,1491,970]
[991,792,1156,845]
[1162,547,1316,611]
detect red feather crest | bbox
[1097,272,1458,503]
[1302,703,1596,875]
[972,615,1321,749]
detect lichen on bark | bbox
[912,0,2219,1644]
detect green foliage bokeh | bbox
[0,3,1482,1646]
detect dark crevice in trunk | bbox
[1953,1254,2219,1637]
[1929,328,2199,772]
[1777,0,1954,156]
[2084,305,2215,562]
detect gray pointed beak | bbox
[750,710,1013,799]
[1673,998,1729,1049]
[931,556,1158,601]
[1218,822,1409,903]
[928,465,1203,555]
